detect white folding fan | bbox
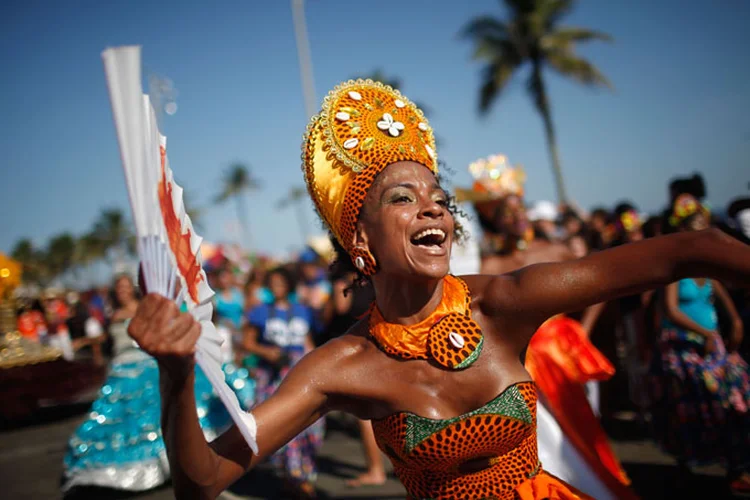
[101,46,258,454]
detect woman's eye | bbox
[393,195,412,204]
[436,198,448,206]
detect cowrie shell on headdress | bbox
[425,144,435,159]
[348,91,362,101]
[343,138,359,149]
[449,331,465,349]
[335,111,351,121]
[418,122,428,131]
[394,99,405,108]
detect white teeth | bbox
[413,228,446,243]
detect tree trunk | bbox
[530,63,568,204]
[541,110,568,204]
[293,200,309,244]
[235,194,252,250]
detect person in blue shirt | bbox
[242,266,323,498]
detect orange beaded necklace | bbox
[368,275,484,370]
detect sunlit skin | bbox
[126,161,750,498]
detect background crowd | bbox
[4,170,749,498]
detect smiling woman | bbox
[124,79,750,499]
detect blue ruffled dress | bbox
[62,320,255,492]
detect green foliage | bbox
[462,0,613,202]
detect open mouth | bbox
[410,228,447,249]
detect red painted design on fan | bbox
[157,145,203,304]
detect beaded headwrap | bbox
[302,80,438,274]
[668,193,710,228]
[617,209,643,233]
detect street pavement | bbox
[1,405,726,499]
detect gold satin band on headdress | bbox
[302,80,438,255]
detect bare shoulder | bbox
[457,274,520,317]
[298,318,378,394]
[315,319,371,362]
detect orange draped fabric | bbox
[525,316,638,500]
[516,471,593,499]
[368,275,469,359]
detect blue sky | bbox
[2,0,749,257]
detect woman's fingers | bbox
[180,321,203,356]
[127,293,201,359]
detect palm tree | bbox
[277,186,310,243]
[70,232,105,286]
[45,233,76,279]
[91,208,135,270]
[215,163,261,249]
[462,0,612,203]
[11,238,47,283]
[182,190,204,231]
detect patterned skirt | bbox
[254,349,325,484]
[62,349,255,491]
[649,328,750,473]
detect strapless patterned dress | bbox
[372,381,592,500]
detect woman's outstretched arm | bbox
[479,229,750,351]
[128,295,345,499]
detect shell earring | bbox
[354,256,365,270]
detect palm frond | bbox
[276,186,307,210]
[215,163,259,205]
[546,50,613,89]
[544,27,613,48]
[460,15,510,40]
[532,0,574,27]
[479,63,517,113]
[472,35,523,62]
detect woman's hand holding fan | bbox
[101,46,258,454]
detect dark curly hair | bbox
[264,266,297,295]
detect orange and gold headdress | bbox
[302,80,438,273]
[455,154,525,203]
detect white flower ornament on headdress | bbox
[377,113,405,137]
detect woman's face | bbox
[563,217,582,236]
[115,277,135,304]
[357,161,454,280]
[217,270,233,290]
[591,214,607,233]
[494,195,530,238]
[567,235,588,259]
[268,272,290,301]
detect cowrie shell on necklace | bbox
[354,256,365,270]
[449,331,465,349]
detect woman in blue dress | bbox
[62,274,254,493]
[243,266,323,499]
[213,266,245,331]
[649,194,750,496]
